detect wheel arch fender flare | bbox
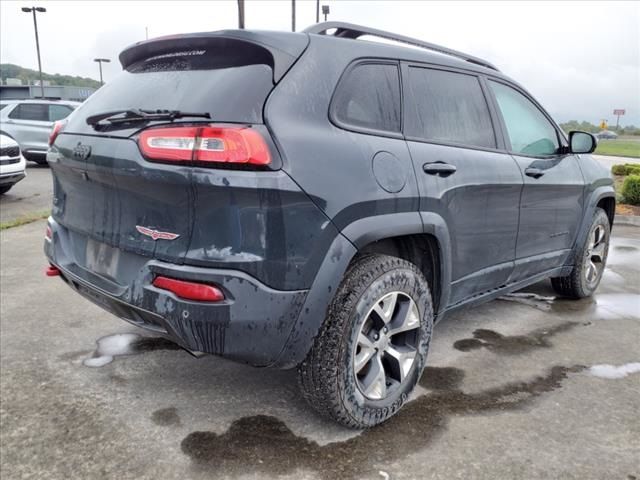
[271,211,453,368]
[568,187,615,265]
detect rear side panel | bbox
[264,35,421,235]
[187,163,339,290]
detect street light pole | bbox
[291,0,296,32]
[237,0,245,29]
[93,58,111,86]
[21,6,46,99]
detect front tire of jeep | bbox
[297,254,434,428]
[551,207,610,299]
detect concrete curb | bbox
[615,215,640,227]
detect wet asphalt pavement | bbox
[1,220,639,480]
[0,164,52,224]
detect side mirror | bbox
[569,131,597,154]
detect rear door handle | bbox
[423,162,457,176]
[525,167,544,179]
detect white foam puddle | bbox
[606,241,640,267]
[589,362,640,379]
[83,356,114,368]
[601,268,625,286]
[498,292,556,311]
[593,293,640,319]
[83,333,140,368]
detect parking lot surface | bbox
[1,218,638,480]
[0,164,52,224]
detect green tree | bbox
[1,63,101,89]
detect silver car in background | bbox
[593,130,618,140]
[0,100,79,165]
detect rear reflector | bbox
[152,276,225,302]
[138,125,271,166]
[45,225,52,240]
[45,265,60,277]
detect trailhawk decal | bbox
[135,226,180,241]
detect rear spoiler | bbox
[119,30,309,83]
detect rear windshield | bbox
[66,47,274,131]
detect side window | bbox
[49,104,73,121]
[332,63,401,133]
[406,67,496,148]
[8,103,49,121]
[489,81,559,156]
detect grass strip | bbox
[0,210,49,230]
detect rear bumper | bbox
[0,155,27,185]
[22,149,47,161]
[44,218,308,366]
[0,172,25,186]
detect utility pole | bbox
[145,26,148,40]
[613,109,625,132]
[21,6,46,99]
[237,0,245,29]
[94,58,111,86]
[316,0,320,22]
[291,0,296,32]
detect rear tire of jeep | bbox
[297,254,433,428]
[551,207,610,299]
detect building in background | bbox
[0,83,95,102]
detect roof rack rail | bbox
[303,21,498,72]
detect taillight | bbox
[152,276,225,302]
[49,120,66,147]
[138,125,271,166]
[45,225,52,241]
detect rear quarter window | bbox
[331,62,401,134]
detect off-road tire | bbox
[551,207,610,299]
[297,254,433,428]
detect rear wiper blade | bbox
[86,109,210,127]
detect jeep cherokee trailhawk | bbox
[44,22,615,428]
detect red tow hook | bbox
[45,265,61,277]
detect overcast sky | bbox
[1,0,638,125]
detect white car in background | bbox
[0,133,26,195]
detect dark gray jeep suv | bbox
[44,22,615,428]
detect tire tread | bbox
[297,254,433,428]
